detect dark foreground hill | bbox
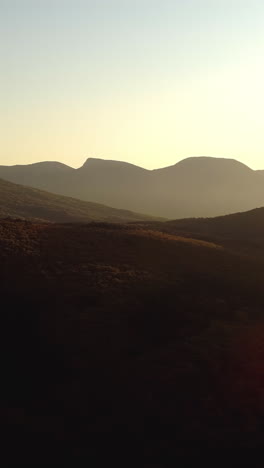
[0,177,156,223]
[2,219,264,463]
[1,156,264,217]
[139,206,264,256]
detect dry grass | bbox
[2,219,264,463]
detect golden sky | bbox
[1,0,264,169]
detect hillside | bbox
[1,156,264,218]
[2,219,264,463]
[140,206,264,256]
[0,177,156,223]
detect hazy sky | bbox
[1,0,264,169]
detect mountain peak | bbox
[80,157,145,172]
[3,161,73,172]
[81,157,106,167]
[175,156,252,171]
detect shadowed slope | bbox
[140,206,264,256]
[2,220,264,463]
[0,177,157,223]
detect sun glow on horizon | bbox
[2,0,264,170]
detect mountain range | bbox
[1,156,264,218]
[3,154,264,461]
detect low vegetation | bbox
[138,206,264,257]
[2,219,264,463]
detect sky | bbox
[1,0,264,169]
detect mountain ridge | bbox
[1,156,263,218]
[2,155,256,172]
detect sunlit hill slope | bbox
[0,177,156,223]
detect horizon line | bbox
[0,155,259,172]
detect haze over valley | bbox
[0,176,156,223]
[1,155,264,219]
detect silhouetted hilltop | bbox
[174,155,251,171]
[81,157,147,172]
[0,156,263,218]
[0,160,72,193]
[0,177,156,223]
[0,160,72,178]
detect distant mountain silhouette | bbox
[1,156,264,217]
[0,177,156,223]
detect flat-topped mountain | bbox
[1,156,264,218]
[0,177,155,223]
